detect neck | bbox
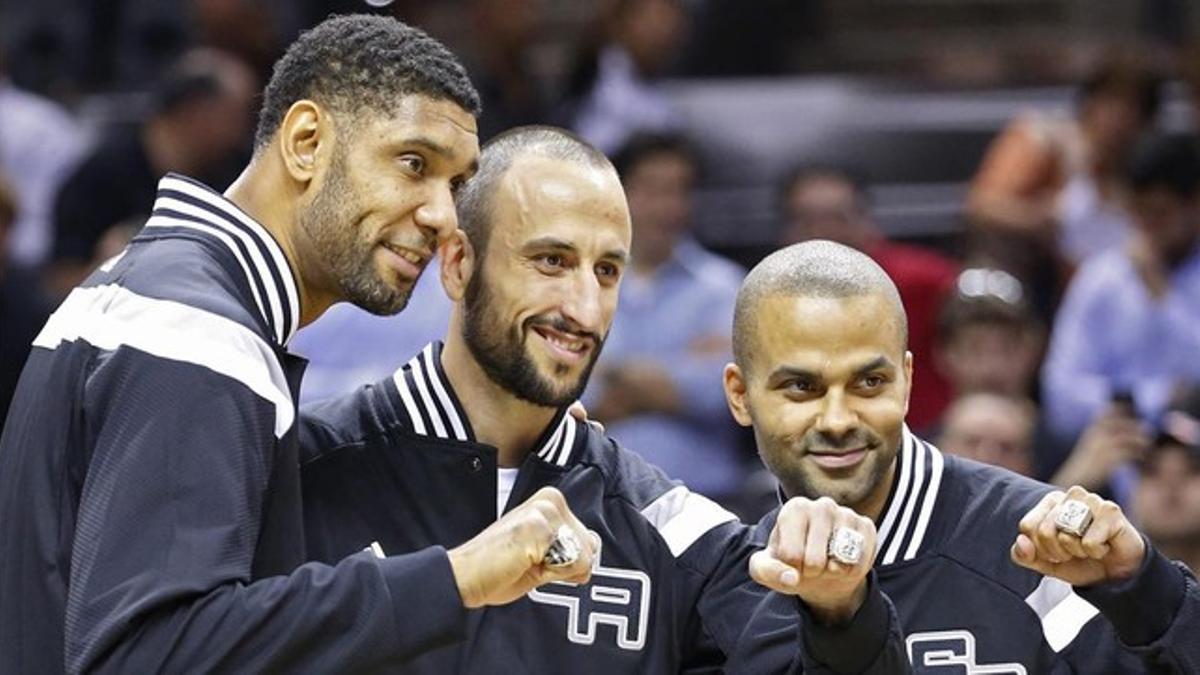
[856,455,898,523]
[440,332,559,467]
[224,155,335,328]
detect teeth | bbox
[386,244,423,265]
[543,332,584,353]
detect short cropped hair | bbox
[456,125,613,259]
[254,14,480,150]
[732,240,907,371]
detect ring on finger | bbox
[543,525,583,567]
[827,527,865,565]
[1054,499,1094,538]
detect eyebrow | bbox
[853,356,894,377]
[523,236,629,264]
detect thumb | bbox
[1010,534,1042,571]
[750,550,800,592]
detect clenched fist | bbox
[1010,485,1146,587]
[750,496,878,625]
[447,487,597,608]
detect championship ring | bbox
[543,525,583,567]
[1054,499,1094,537]
[827,527,865,566]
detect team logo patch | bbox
[528,541,651,651]
[907,630,1027,674]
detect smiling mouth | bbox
[531,325,592,356]
[382,242,428,266]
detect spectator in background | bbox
[968,54,1162,267]
[779,165,958,432]
[935,269,1044,400]
[0,174,53,424]
[0,63,88,267]
[1042,133,1200,441]
[566,0,686,154]
[1133,387,1200,573]
[938,392,1037,477]
[583,131,746,500]
[49,48,256,295]
[462,0,552,141]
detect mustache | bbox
[801,428,882,454]
[524,315,601,346]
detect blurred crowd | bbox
[1,0,1199,572]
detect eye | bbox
[859,374,886,390]
[596,262,620,280]
[783,379,816,394]
[399,154,425,175]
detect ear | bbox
[723,362,754,427]
[440,230,476,302]
[277,100,325,185]
[902,350,914,415]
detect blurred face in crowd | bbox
[616,0,686,76]
[625,150,694,269]
[937,320,1042,397]
[298,95,479,315]
[170,57,258,172]
[938,393,1035,477]
[1133,443,1200,547]
[782,174,874,252]
[725,291,912,512]
[457,155,630,407]
[1080,91,1147,165]
[1132,187,1200,267]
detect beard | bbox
[461,265,604,407]
[761,425,896,508]
[298,152,414,316]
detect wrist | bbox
[805,580,869,626]
[446,547,481,609]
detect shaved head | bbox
[732,240,907,373]
[457,125,615,261]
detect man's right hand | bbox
[446,487,596,608]
[749,496,878,626]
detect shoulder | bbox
[37,242,292,430]
[576,427,745,561]
[299,379,396,464]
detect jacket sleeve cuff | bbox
[1076,539,1185,647]
[378,546,468,657]
[798,570,894,673]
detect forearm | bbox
[75,548,467,673]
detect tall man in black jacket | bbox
[0,16,598,673]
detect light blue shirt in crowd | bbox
[1042,244,1200,439]
[583,239,746,497]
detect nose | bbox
[560,270,604,335]
[413,184,458,244]
[815,388,857,439]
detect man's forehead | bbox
[750,293,905,367]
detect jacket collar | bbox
[390,341,583,466]
[145,173,301,346]
[874,425,946,566]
